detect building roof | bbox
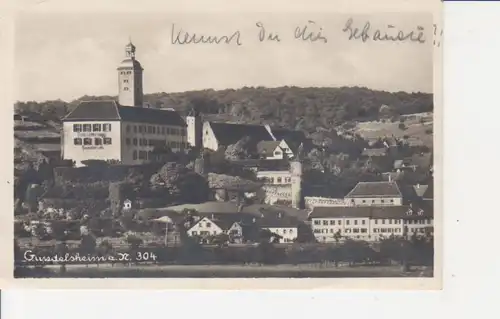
[270,128,307,152]
[362,148,388,157]
[413,184,429,198]
[63,100,186,126]
[345,181,402,198]
[158,201,309,221]
[309,205,433,219]
[117,58,143,70]
[257,140,281,156]
[208,122,274,146]
[422,182,433,200]
[256,210,301,228]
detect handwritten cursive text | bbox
[171,23,243,46]
[294,20,328,43]
[342,18,426,44]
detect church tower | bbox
[117,40,144,107]
[290,142,305,209]
[186,108,202,148]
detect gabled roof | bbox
[345,181,402,198]
[63,100,186,126]
[257,140,281,155]
[270,128,307,151]
[413,184,429,198]
[208,122,274,146]
[309,205,433,219]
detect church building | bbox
[62,41,187,167]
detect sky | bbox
[14,11,434,102]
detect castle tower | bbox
[290,160,303,209]
[186,108,202,148]
[117,40,144,107]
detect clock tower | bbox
[117,40,144,107]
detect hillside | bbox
[14,86,434,173]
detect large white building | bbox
[61,41,187,166]
[309,205,433,243]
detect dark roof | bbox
[422,182,433,200]
[345,181,402,198]
[63,100,186,126]
[257,140,281,155]
[309,205,433,219]
[270,128,307,152]
[208,122,274,146]
[256,211,302,228]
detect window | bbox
[381,200,385,203]
[351,199,355,203]
[375,219,378,224]
[354,220,358,225]
[277,177,282,183]
[147,151,152,160]
[124,79,129,83]
[142,138,147,146]
[388,219,393,224]
[206,222,211,228]
[93,124,101,132]
[274,151,282,156]
[124,87,129,91]
[134,125,137,133]
[138,126,143,133]
[382,219,386,224]
[314,220,320,225]
[126,125,131,133]
[361,228,367,233]
[103,124,111,132]
[372,200,375,203]
[330,229,334,233]
[152,126,156,134]
[74,138,82,145]
[138,151,146,160]
[94,138,102,145]
[361,220,366,225]
[283,229,287,234]
[139,139,143,146]
[73,124,82,132]
[162,127,166,134]
[104,137,112,145]
[148,140,153,146]
[330,220,335,225]
[147,126,152,134]
[133,150,137,160]
[83,124,92,132]
[133,138,137,146]
[353,228,360,233]
[390,199,394,203]
[192,231,197,236]
[167,128,172,135]
[322,220,328,226]
[346,220,350,225]
[126,138,131,145]
[83,138,92,145]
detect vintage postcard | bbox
[2,0,442,289]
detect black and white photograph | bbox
[12,5,440,281]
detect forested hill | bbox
[15,86,433,133]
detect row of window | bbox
[351,198,396,204]
[120,71,133,75]
[125,124,186,136]
[74,137,112,146]
[314,227,429,235]
[313,219,432,226]
[125,138,186,149]
[261,176,292,184]
[269,228,295,234]
[191,230,217,236]
[73,123,112,133]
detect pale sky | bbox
[14,12,433,102]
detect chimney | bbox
[388,174,392,182]
[416,183,420,189]
[211,213,215,220]
[278,212,282,219]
